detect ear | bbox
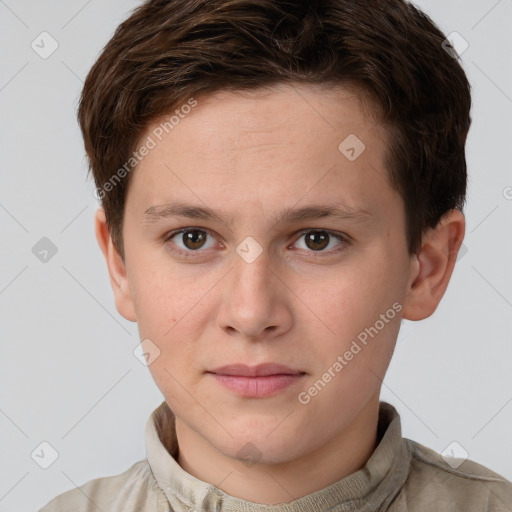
[94,207,137,322]
[402,209,465,321]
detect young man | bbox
[40,0,512,510]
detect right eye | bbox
[164,228,220,256]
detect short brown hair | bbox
[78,0,471,261]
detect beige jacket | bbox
[39,400,512,511]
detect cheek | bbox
[295,269,387,335]
[130,257,193,331]
[295,259,403,364]
[137,273,205,403]
[131,263,215,366]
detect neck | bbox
[175,397,380,504]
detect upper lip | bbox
[207,363,304,377]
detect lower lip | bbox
[209,373,304,398]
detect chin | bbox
[214,424,308,466]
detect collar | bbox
[145,400,411,511]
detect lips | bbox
[207,363,304,377]
[206,363,306,398]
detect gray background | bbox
[0,1,511,511]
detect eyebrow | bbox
[141,201,375,228]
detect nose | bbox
[216,245,293,342]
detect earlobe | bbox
[94,207,137,322]
[402,209,465,321]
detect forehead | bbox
[126,83,397,229]
[178,83,379,142]
[137,82,383,157]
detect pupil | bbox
[306,232,328,251]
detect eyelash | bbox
[163,227,352,258]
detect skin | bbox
[95,83,465,504]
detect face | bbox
[112,83,418,464]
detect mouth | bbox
[206,363,306,398]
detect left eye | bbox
[293,230,347,253]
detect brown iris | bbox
[304,231,330,251]
[182,230,207,250]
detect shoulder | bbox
[401,438,512,511]
[38,459,166,512]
